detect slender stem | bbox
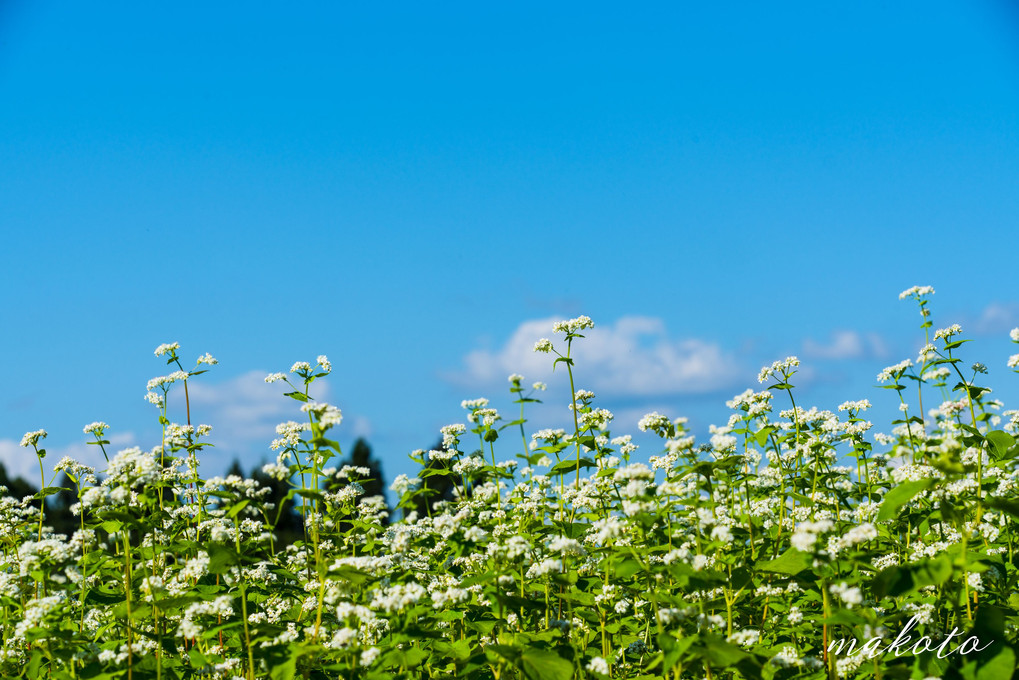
[565,340,582,485]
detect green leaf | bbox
[986,498,1019,520]
[207,544,239,574]
[519,647,573,680]
[432,639,473,663]
[701,635,748,666]
[754,427,774,447]
[268,643,300,680]
[652,633,696,673]
[227,499,250,518]
[872,554,953,598]
[757,549,812,575]
[977,647,1015,680]
[282,391,309,403]
[32,486,66,500]
[382,646,429,668]
[877,478,934,521]
[188,648,210,669]
[549,458,596,475]
[614,559,643,579]
[986,430,1015,458]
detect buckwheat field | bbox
[5,287,1019,680]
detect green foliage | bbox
[3,295,1019,679]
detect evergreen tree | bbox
[410,438,460,519]
[329,438,389,526]
[250,461,304,548]
[0,462,38,501]
[226,458,245,479]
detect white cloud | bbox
[187,371,373,463]
[452,316,743,396]
[975,302,1019,335]
[187,370,321,449]
[803,330,888,360]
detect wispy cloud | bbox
[802,330,889,360]
[187,370,320,448]
[973,302,1019,335]
[450,316,744,397]
[187,371,373,467]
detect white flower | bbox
[877,359,913,383]
[290,361,312,374]
[638,412,671,433]
[525,559,563,578]
[553,316,594,334]
[728,629,761,648]
[271,421,308,450]
[838,399,871,412]
[758,356,800,384]
[586,656,610,675]
[829,582,863,608]
[533,338,553,353]
[934,324,962,341]
[317,355,332,372]
[196,352,218,365]
[261,463,289,480]
[147,371,188,391]
[154,342,180,357]
[301,402,343,428]
[390,474,419,495]
[440,423,466,449]
[20,429,47,448]
[264,372,287,383]
[83,422,109,436]
[899,285,935,300]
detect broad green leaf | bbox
[872,554,953,598]
[519,647,573,680]
[227,499,250,518]
[757,549,812,575]
[977,648,1015,680]
[877,478,934,521]
[986,430,1015,458]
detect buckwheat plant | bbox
[1,291,1018,680]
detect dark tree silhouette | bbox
[249,460,304,548]
[0,462,38,502]
[327,438,389,527]
[226,458,245,479]
[409,438,461,520]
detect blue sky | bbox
[2,1,1019,494]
